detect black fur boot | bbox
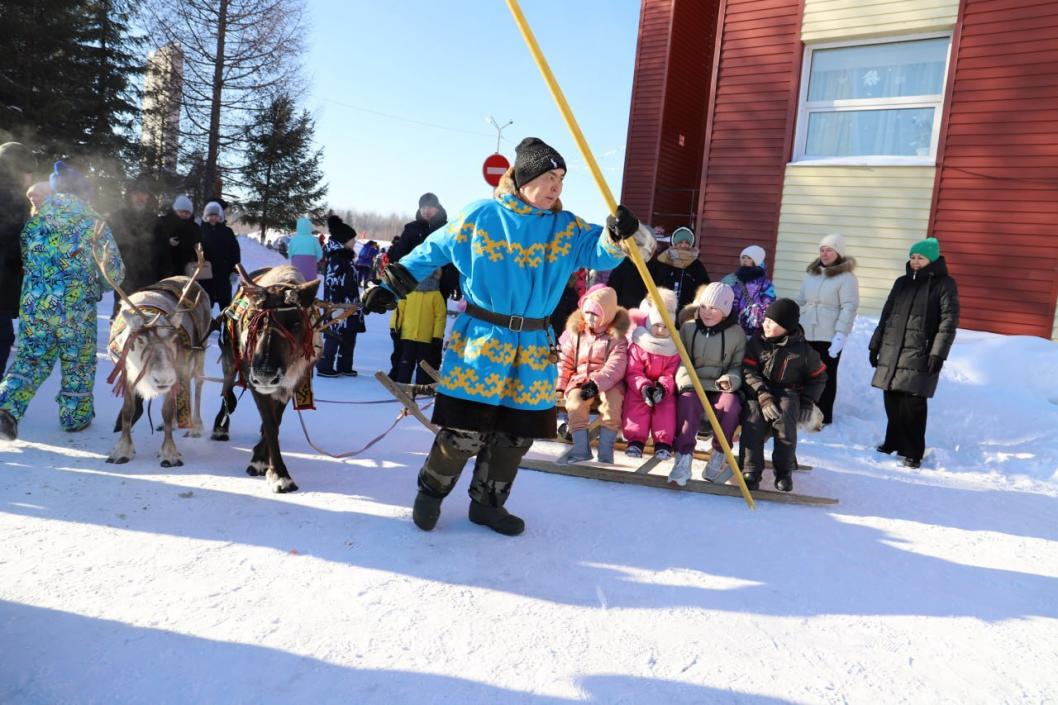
[0,409,16,441]
[412,490,443,531]
[774,474,793,492]
[742,472,760,492]
[468,500,524,536]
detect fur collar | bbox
[631,326,678,356]
[566,307,630,338]
[495,168,563,213]
[806,256,857,277]
[657,246,700,270]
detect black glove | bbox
[362,285,397,314]
[760,395,781,423]
[928,355,944,375]
[798,401,816,425]
[641,384,657,408]
[868,349,880,368]
[579,380,599,401]
[605,205,639,242]
[649,385,665,405]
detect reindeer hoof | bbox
[210,431,229,441]
[107,456,131,465]
[160,459,184,468]
[271,478,298,493]
[185,429,202,438]
[246,462,267,477]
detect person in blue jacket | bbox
[363,137,654,536]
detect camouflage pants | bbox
[418,428,534,507]
[0,308,97,430]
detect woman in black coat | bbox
[199,201,241,311]
[868,237,959,468]
[607,226,709,311]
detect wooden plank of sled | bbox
[518,457,838,506]
[547,437,813,472]
[374,372,438,434]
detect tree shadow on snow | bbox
[2,455,1056,623]
[0,600,796,705]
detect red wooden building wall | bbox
[620,0,718,237]
[929,0,1058,337]
[695,0,804,279]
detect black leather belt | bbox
[464,302,550,332]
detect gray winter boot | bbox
[565,430,593,463]
[668,452,693,486]
[703,451,732,484]
[597,428,618,464]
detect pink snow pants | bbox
[622,389,677,446]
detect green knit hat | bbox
[909,237,940,262]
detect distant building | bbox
[623,0,1058,339]
[140,44,183,177]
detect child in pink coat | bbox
[557,285,630,464]
[622,288,680,460]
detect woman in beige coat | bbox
[795,233,859,424]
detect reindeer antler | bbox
[236,263,262,292]
[169,244,206,321]
[92,220,152,321]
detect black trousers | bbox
[0,315,14,374]
[808,340,840,424]
[883,390,928,461]
[739,390,801,480]
[418,428,533,507]
[388,331,403,381]
[396,339,442,385]
[317,331,358,374]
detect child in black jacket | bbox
[740,298,827,492]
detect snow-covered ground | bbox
[2,238,1056,705]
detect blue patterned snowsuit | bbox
[0,193,125,430]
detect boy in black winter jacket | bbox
[739,298,827,492]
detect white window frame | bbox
[791,32,953,166]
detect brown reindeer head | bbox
[237,265,320,395]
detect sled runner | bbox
[391,363,837,507]
[373,372,438,433]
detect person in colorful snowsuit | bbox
[392,269,446,385]
[316,217,364,377]
[796,233,859,425]
[558,284,630,465]
[721,244,776,337]
[362,136,652,536]
[0,143,37,375]
[621,287,679,461]
[354,240,379,288]
[287,216,323,285]
[670,282,747,486]
[868,237,959,469]
[739,298,827,493]
[0,162,125,440]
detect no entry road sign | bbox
[482,153,510,187]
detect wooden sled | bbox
[391,363,838,507]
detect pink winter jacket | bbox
[625,330,681,397]
[556,308,630,393]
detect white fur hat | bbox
[740,245,766,267]
[640,288,678,327]
[819,233,846,257]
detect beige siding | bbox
[1052,303,1058,342]
[773,166,936,316]
[802,0,958,42]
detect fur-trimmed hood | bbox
[495,167,563,213]
[565,307,630,338]
[806,256,857,277]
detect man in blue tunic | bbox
[364,137,653,536]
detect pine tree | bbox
[239,94,327,241]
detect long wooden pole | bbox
[504,0,755,509]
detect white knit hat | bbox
[740,245,766,267]
[172,194,193,213]
[203,201,224,218]
[640,288,678,327]
[819,233,846,257]
[695,282,735,316]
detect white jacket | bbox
[796,257,859,342]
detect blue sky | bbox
[303,0,641,224]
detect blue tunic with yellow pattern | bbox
[398,192,625,414]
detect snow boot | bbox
[565,430,593,463]
[0,409,17,441]
[597,428,618,464]
[412,489,443,531]
[903,456,922,469]
[703,451,732,484]
[654,443,672,460]
[556,420,572,442]
[742,472,760,491]
[774,474,793,492]
[625,441,644,459]
[875,444,895,455]
[468,500,525,536]
[669,453,693,486]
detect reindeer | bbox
[101,243,213,467]
[211,264,355,493]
